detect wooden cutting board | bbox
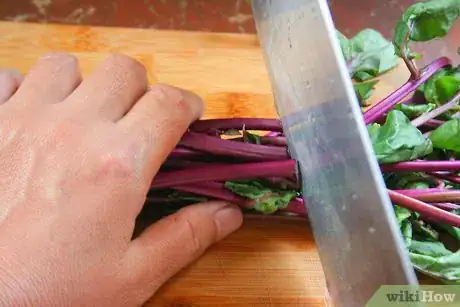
[0,21,410,306]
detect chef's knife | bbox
[251,1,419,306]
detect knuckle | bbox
[38,52,79,67]
[45,120,138,184]
[172,213,203,256]
[47,118,78,142]
[107,53,147,78]
[149,83,203,118]
[35,53,81,82]
[36,119,83,155]
[95,152,136,182]
[149,83,184,103]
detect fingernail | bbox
[214,204,243,241]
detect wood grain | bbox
[0,21,412,306]
[148,216,331,307]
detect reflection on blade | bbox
[251,1,419,306]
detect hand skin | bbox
[0,53,243,307]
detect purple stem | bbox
[411,92,460,127]
[169,147,206,159]
[387,189,460,227]
[191,118,283,133]
[422,119,445,128]
[381,161,460,172]
[172,182,245,203]
[430,172,460,185]
[391,189,460,202]
[151,160,297,189]
[430,203,460,211]
[392,188,445,195]
[400,22,420,80]
[180,131,289,161]
[363,57,452,124]
[163,159,228,169]
[147,196,306,219]
[230,136,287,146]
[259,136,287,146]
[436,178,446,189]
[172,181,306,216]
[205,128,224,136]
[399,98,415,105]
[265,132,282,137]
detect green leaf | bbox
[224,180,297,214]
[367,123,381,144]
[410,240,452,257]
[412,220,439,241]
[339,29,399,81]
[253,191,297,214]
[438,210,460,242]
[393,205,413,249]
[222,129,241,136]
[243,130,261,144]
[404,0,460,42]
[394,205,412,226]
[354,71,376,82]
[354,80,378,106]
[429,119,460,152]
[393,205,412,247]
[397,173,429,188]
[224,180,271,199]
[393,0,460,58]
[336,30,352,61]
[385,172,431,189]
[439,224,460,241]
[406,181,430,189]
[409,239,460,284]
[368,110,433,163]
[424,148,451,161]
[393,205,412,248]
[420,66,460,106]
[436,76,460,104]
[393,103,436,118]
[406,210,460,284]
[401,219,413,248]
[411,253,460,284]
[421,69,449,104]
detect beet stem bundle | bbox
[148,52,460,228]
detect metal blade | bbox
[251,1,418,306]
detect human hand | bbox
[0,53,243,307]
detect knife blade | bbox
[251,1,419,306]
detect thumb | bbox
[125,201,243,298]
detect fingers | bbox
[66,53,148,121]
[9,53,81,105]
[0,69,23,104]
[117,84,204,180]
[124,201,243,297]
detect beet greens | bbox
[137,0,460,285]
